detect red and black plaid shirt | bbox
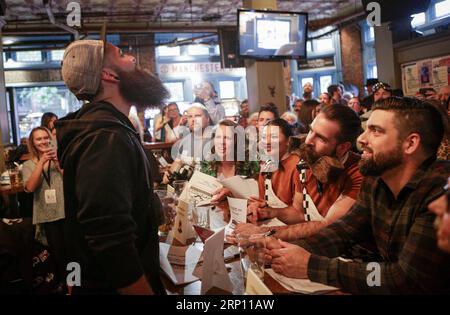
[295,157,450,294]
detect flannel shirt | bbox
[295,158,450,294]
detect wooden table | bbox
[143,141,175,151]
[159,201,344,295]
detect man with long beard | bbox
[267,97,450,294]
[236,104,362,236]
[56,39,169,294]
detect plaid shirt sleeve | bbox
[295,166,450,294]
[306,208,450,294]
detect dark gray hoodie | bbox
[56,101,164,294]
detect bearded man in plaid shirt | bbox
[268,97,450,294]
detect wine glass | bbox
[172,180,188,201]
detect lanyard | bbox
[42,160,51,187]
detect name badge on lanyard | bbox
[45,189,57,204]
[42,161,56,204]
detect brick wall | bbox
[340,24,364,97]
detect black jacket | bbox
[56,101,164,294]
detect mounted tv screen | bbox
[238,9,308,60]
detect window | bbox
[367,64,378,79]
[360,21,377,88]
[50,50,65,61]
[14,86,82,139]
[222,99,239,116]
[187,44,210,56]
[319,75,332,93]
[219,81,236,99]
[301,77,313,89]
[214,45,220,55]
[315,38,334,52]
[365,26,375,43]
[163,82,184,102]
[435,0,450,17]
[157,45,181,57]
[306,41,312,52]
[411,13,426,27]
[15,51,42,62]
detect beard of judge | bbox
[300,142,337,165]
[113,66,169,110]
[358,141,404,176]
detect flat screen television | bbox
[237,8,308,60]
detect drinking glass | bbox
[172,180,188,201]
[191,205,210,229]
[7,165,22,189]
[236,233,266,283]
[155,190,176,235]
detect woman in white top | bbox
[164,102,183,143]
[22,126,66,289]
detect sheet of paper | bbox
[265,269,338,294]
[196,199,213,207]
[259,217,287,227]
[403,63,419,96]
[189,171,223,203]
[220,176,259,199]
[223,245,240,262]
[225,197,248,235]
[167,184,175,197]
[433,65,448,87]
[209,207,228,231]
[201,228,233,294]
[245,269,273,295]
[159,243,202,285]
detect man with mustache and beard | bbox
[236,104,362,237]
[267,97,450,294]
[55,39,169,294]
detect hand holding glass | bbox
[237,233,266,282]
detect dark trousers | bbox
[42,219,66,283]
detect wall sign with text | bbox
[401,55,450,96]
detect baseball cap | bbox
[61,23,107,100]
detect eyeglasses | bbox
[373,82,392,92]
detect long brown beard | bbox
[299,143,343,183]
[115,67,169,109]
